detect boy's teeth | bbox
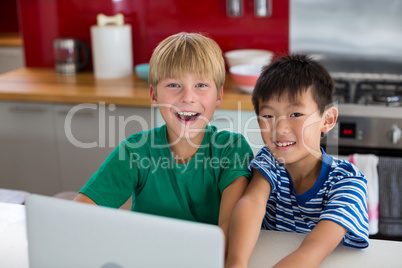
[178,112,197,116]
[276,142,295,147]
[176,111,200,122]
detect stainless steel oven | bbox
[325,104,402,157]
[318,56,402,241]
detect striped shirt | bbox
[249,147,369,248]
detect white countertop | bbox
[250,227,402,267]
[0,203,29,268]
[1,202,402,267]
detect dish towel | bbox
[377,156,402,237]
[350,154,379,235]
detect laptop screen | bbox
[25,194,224,268]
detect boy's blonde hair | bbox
[148,32,225,92]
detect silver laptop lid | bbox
[25,194,224,268]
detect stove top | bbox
[312,55,402,107]
[332,80,402,107]
[316,56,402,107]
[355,81,402,106]
[315,56,402,151]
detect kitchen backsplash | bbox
[15,0,289,68]
[0,0,19,33]
[4,0,402,68]
[290,0,402,61]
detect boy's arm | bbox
[219,175,249,253]
[73,193,97,205]
[225,170,271,268]
[273,220,347,268]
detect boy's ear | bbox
[215,86,224,108]
[149,85,158,106]
[321,106,338,133]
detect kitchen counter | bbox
[0,34,23,46]
[1,201,402,268]
[0,68,254,111]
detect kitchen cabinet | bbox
[0,99,259,195]
[0,101,152,195]
[211,110,263,155]
[0,69,260,194]
[54,103,111,192]
[0,47,24,74]
[0,101,61,195]
[54,103,152,192]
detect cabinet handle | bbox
[9,106,46,113]
[57,110,97,117]
[211,115,232,121]
[212,118,230,122]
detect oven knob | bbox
[388,125,401,144]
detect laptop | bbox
[25,194,224,268]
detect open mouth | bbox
[175,111,200,122]
[274,141,296,148]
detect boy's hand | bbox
[273,220,347,268]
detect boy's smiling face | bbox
[150,73,223,145]
[258,88,337,165]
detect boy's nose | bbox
[274,116,290,135]
[179,88,195,104]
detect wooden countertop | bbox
[0,34,23,46]
[0,68,254,111]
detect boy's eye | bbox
[196,83,207,88]
[290,113,303,117]
[261,115,274,119]
[167,83,180,88]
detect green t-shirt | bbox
[79,124,253,225]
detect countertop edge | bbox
[0,68,255,111]
[0,34,23,47]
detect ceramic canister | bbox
[90,14,133,79]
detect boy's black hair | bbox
[252,54,335,115]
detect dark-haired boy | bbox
[226,54,369,268]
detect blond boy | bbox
[74,33,253,246]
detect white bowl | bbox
[229,64,264,94]
[224,49,273,68]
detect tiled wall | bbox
[16,0,289,68]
